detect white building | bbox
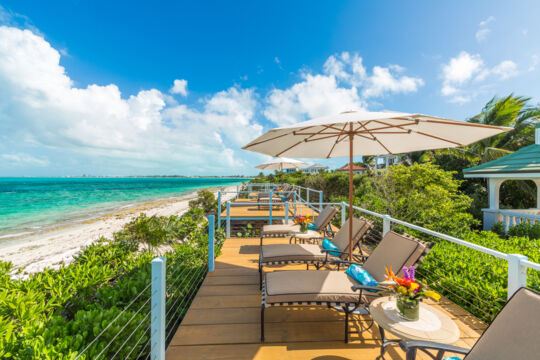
[302,164,329,174]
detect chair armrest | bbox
[330,259,363,267]
[351,284,388,293]
[399,340,470,358]
[320,249,350,256]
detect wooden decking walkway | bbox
[166,236,486,359]
[221,197,316,219]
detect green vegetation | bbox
[0,209,225,359]
[188,189,217,214]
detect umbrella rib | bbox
[326,123,349,158]
[357,121,392,154]
[304,134,342,142]
[425,119,510,130]
[276,125,332,157]
[410,130,463,146]
[243,132,292,149]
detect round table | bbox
[290,230,321,243]
[369,296,460,358]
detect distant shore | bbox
[0,185,238,276]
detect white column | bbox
[151,258,166,360]
[487,178,504,209]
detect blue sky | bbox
[0,1,539,176]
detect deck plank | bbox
[166,231,484,360]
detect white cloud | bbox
[0,25,260,174]
[492,60,518,80]
[1,153,49,167]
[169,79,188,96]
[529,54,538,72]
[264,74,363,127]
[265,52,422,126]
[362,66,423,98]
[475,28,491,42]
[479,16,495,27]
[440,51,518,103]
[476,16,495,43]
[442,52,484,85]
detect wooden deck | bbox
[221,198,317,220]
[166,235,487,360]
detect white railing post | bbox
[319,191,323,212]
[507,254,528,299]
[285,202,289,224]
[341,201,346,226]
[269,190,273,225]
[382,215,392,236]
[208,215,215,272]
[217,192,222,229]
[151,257,166,360]
[226,201,231,238]
[307,188,310,204]
[294,193,297,217]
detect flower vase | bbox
[396,296,420,321]
[299,224,308,233]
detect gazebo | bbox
[463,124,540,231]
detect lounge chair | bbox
[261,231,433,342]
[259,217,373,288]
[257,190,295,210]
[259,205,339,244]
[399,287,540,360]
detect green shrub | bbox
[188,190,217,214]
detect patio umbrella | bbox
[255,157,307,183]
[243,110,511,260]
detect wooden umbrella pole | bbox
[348,123,354,262]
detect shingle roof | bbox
[463,143,540,176]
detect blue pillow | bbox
[307,222,317,231]
[346,264,378,289]
[282,195,288,201]
[443,358,462,360]
[322,239,340,257]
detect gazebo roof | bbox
[463,144,540,178]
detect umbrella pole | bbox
[348,126,354,262]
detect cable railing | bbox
[220,183,539,323]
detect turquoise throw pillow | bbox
[282,195,288,201]
[346,264,378,289]
[443,358,462,360]
[307,222,317,231]
[322,239,340,256]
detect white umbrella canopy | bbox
[243,110,512,261]
[255,157,308,171]
[243,110,512,158]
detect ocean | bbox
[0,177,245,238]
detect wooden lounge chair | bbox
[259,217,373,288]
[399,287,540,360]
[261,231,433,343]
[257,191,295,210]
[259,205,339,244]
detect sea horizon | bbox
[0,177,246,239]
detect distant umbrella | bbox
[255,157,307,183]
[243,110,511,260]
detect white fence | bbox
[483,208,540,232]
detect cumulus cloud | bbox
[264,51,423,127]
[169,79,188,96]
[440,51,518,103]
[0,26,260,174]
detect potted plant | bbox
[384,266,440,321]
[293,214,313,233]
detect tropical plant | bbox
[189,189,217,214]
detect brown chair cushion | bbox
[261,244,327,263]
[362,232,425,282]
[265,270,360,304]
[331,217,366,253]
[262,223,300,234]
[312,206,339,229]
[467,288,540,360]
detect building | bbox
[463,124,540,231]
[302,163,329,174]
[335,164,366,174]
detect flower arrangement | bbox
[293,214,313,233]
[384,266,440,320]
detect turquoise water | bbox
[0,177,245,237]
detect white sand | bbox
[0,186,238,275]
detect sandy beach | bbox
[0,186,238,275]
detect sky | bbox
[0,1,539,176]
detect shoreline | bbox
[0,185,238,276]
